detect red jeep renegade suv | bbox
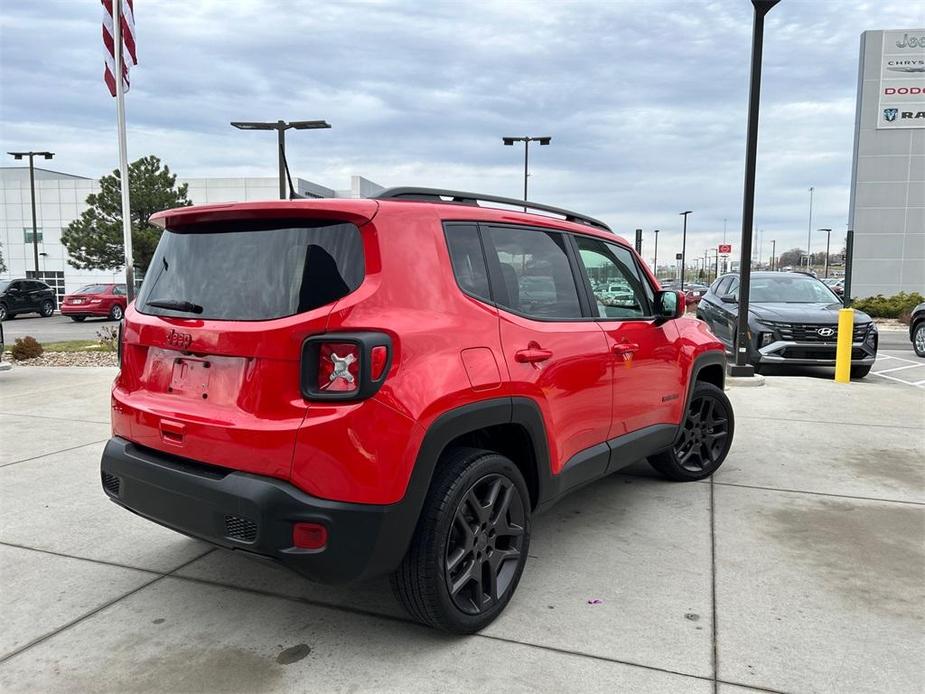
[101,188,733,633]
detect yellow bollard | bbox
[834,308,854,383]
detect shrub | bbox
[852,292,924,319]
[97,326,119,352]
[11,336,44,361]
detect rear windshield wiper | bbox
[146,299,204,314]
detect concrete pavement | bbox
[2,314,115,344]
[0,365,922,693]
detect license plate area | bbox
[169,358,211,399]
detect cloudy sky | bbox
[1,0,922,266]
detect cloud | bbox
[1,0,922,262]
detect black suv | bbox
[0,279,57,321]
[697,271,878,378]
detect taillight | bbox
[317,342,360,393]
[301,332,392,401]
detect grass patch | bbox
[42,339,111,353]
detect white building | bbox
[0,167,384,302]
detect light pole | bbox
[679,211,692,291]
[733,0,780,377]
[8,151,54,276]
[770,239,776,270]
[230,120,331,200]
[653,229,660,276]
[806,186,814,272]
[817,228,832,278]
[502,136,551,206]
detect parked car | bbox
[100,188,733,634]
[60,283,128,322]
[696,271,877,377]
[0,279,57,321]
[910,302,925,358]
[822,277,844,297]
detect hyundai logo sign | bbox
[816,327,835,338]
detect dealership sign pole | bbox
[733,0,780,377]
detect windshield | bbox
[136,221,364,321]
[748,275,840,303]
[0,281,9,293]
[75,284,108,294]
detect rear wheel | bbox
[391,447,531,633]
[40,300,54,317]
[70,316,86,322]
[850,365,871,379]
[649,381,734,481]
[0,304,7,321]
[109,304,123,321]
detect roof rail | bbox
[373,187,612,232]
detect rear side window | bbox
[486,226,582,319]
[137,221,364,321]
[76,284,108,294]
[444,223,491,302]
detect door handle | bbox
[515,344,553,364]
[612,343,640,356]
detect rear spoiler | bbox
[149,199,380,230]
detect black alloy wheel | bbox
[648,381,735,481]
[445,473,526,615]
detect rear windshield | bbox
[76,284,108,294]
[136,221,364,321]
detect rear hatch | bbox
[112,201,376,481]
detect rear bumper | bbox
[100,437,414,584]
[60,304,108,317]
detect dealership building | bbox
[848,27,925,299]
[0,167,383,303]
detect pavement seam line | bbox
[710,474,719,694]
[710,480,925,507]
[0,541,165,576]
[0,438,111,468]
[0,548,215,666]
[0,410,110,425]
[736,415,925,430]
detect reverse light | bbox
[370,345,388,380]
[292,522,327,550]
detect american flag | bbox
[102,0,137,97]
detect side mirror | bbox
[720,294,738,304]
[655,290,685,320]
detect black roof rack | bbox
[373,187,612,232]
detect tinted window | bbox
[714,277,733,296]
[137,221,364,321]
[487,226,582,319]
[727,277,740,298]
[76,284,108,295]
[575,236,651,318]
[444,224,490,302]
[0,281,9,293]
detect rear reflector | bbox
[293,522,328,550]
[370,345,388,380]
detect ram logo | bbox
[883,108,899,122]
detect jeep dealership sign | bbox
[878,29,925,129]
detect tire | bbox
[70,316,86,322]
[109,304,123,321]
[648,381,735,481]
[850,365,872,379]
[391,447,531,634]
[914,322,925,359]
[0,304,6,321]
[40,300,54,317]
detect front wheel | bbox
[850,365,872,379]
[391,447,531,634]
[40,300,55,317]
[914,323,925,358]
[649,381,735,481]
[0,304,7,321]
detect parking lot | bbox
[0,365,922,693]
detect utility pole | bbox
[7,150,54,276]
[818,228,832,278]
[806,186,814,272]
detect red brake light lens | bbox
[317,342,360,392]
[292,522,327,550]
[370,345,388,381]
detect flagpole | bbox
[113,0,135,302]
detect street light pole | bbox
[502,136,551,208]
[8,150,54,277]
[770,239,776,271]
[679,210,692,291]
[733,0,780,377]
[806,186,814,272]
[817,228,832,278]
[653,229,660,277]
[231,119,331,200]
